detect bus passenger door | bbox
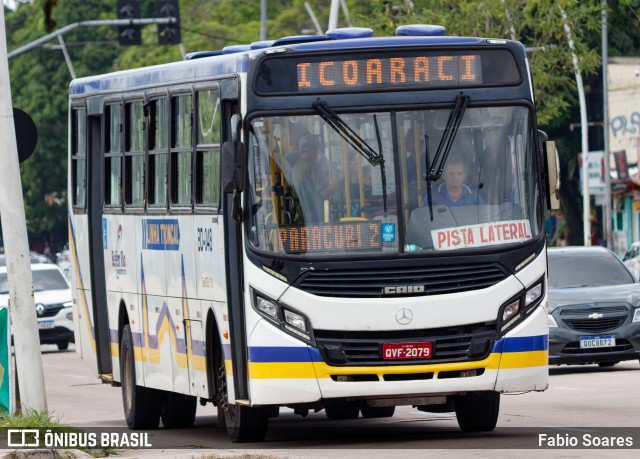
[220,84,249,402]
[86,113,112,376]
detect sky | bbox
[3,1,18,11]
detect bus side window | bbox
[195,87,221,210]
[104,103,123,209]
[170,93,194,208]
[71,108,87,211]
[124,100,145,208]
[148,98,169,208]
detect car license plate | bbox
[579,335,616,349]
[382,342,432,360]
[38,320,54,330]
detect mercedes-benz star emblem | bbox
[35,303,45,317]
[395,308,413,325]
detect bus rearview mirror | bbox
[544,140,561,210]
[222,140,245,194]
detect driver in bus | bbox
[425,156,484,207]
[290,134,343,223]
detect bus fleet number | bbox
[197,228,213,252]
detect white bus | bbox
[68,25,560,442]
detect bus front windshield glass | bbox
[247,106,542,256]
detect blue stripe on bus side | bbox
[493,335,548,353]
[248,346,323,363]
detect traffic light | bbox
[117,0,141,46]
[156,0,181,45]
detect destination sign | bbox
[255,49,520,94]
[297,54,480,91]
[142,219,181,251]
[276,221,382,254]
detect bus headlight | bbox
[283,308,310,339]
[502,299,520,322]
[525,283,543,307]
[255,296,278,320]
[500,277,545,333]
[252,290,313,342]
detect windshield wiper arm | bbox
[424,133,434,221]
[312,98,384,166]
[372,114,388,214]
[428,93,469,181]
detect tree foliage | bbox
[5,0,640,248]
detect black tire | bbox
[224,404,269,443]
[325,401,360,420]
[56,340,69,351]
[161,392,197,429]
[120,324,162,429]
[212,331,268,442]
[597,361,619,368]
[360,404,395,418]
[454,391,500,432]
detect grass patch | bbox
[0,408,68,429]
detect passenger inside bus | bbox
[290,134,343,223]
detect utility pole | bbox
[602,1,612,249]
[560,5,591,246]
[328,0,340,30]
[0,6,47,413]
[260,0,267,41]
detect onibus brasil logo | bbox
[6,429,152,448]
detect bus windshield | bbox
[247,105,542,256]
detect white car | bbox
[622,241,640,280]
[0,263,73,351]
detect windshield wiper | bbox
[424,133,434,221]
[372,114,388,214]
[312,98,384,166]
[427,93,469,181]
[312,98,388,213]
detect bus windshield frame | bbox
[245,103,543,258]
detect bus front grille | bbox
[295,263,507,298]
[314,323,496,366]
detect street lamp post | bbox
[602,1,613,249]
[560,5,591,246]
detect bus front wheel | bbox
[454,391,500,432]
[120,324,162,429]
[215,347,268,442]
[224,404,269,443]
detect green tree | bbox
[6,0,120,249]
[359,0,603,245]
[4,0,639,250]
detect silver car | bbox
[0,263,73,351]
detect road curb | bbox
[0,449,93,459]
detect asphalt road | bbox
[27,344,640,457]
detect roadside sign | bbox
[579,151,606,196]
[0,307,11,413]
